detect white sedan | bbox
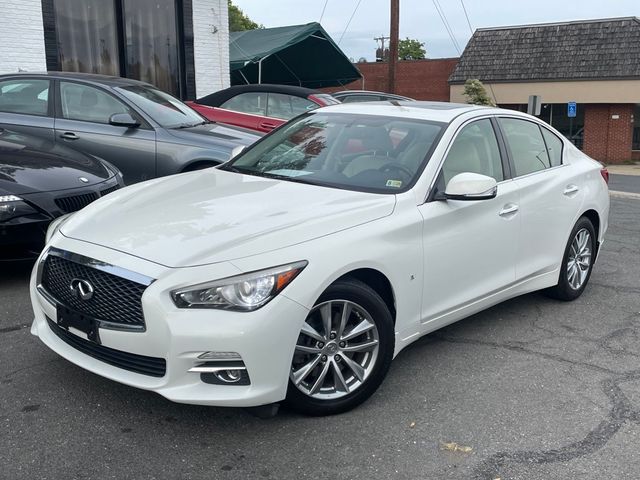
[30,102,609,416]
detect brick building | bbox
[449,17,640,164]
[324,58,458,102]
[0,0,230,99]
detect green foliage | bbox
[228,0,262,32]
[398,38,426,60]
[462,79,496,106]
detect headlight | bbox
[0,195,37,222]
[172,261,308,311]
[45,213,73,243]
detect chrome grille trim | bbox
[37,247,155,332]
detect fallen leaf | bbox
[441,442,473,453]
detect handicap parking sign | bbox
[568,102,577,118]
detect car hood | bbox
[165,122,262,149]
[0,131,112,195]
[61,169,396,267]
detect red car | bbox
[186,84,339,133]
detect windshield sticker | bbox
[386,179,403,188]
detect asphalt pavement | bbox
[1,197,639,480]
[610,174,640,194]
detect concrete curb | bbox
[610,190,640,200]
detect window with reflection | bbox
[53,0,120,76]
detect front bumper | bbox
[30,237,310,407]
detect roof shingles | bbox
[449,17,640,84]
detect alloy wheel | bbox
[290,300,380,400]
[567,228,592,290]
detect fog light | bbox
[215,369,243,383]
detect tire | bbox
[285,278,394,416]
[545,216,596,301]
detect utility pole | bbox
[374,35,390,61]
[388,0,399,93]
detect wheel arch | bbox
[181,159,222,172]
[581,208,601,254]
[334,268,396,324]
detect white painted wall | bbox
[0,0,47,74]
[192,0,230,98]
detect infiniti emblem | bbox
[79,177,89,183]
[70,278,94,301]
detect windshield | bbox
[117,85,205,128]
[224,112,444,193]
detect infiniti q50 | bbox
[30,102,609,416]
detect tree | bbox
[398,38,426,60]
[228,0,262,32]
[462,79,496,106]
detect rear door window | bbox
[499,118,551,176]
[0,79,50,116]
[541,127,563,167]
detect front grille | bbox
[100,184,120,197]
[55,192,99,213]
[41,255,147,328]
[47,317,166,377]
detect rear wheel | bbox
[285,278,394,416]
[545,216,596,301]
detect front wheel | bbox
[285,278,394,416]
[545,216,596,301]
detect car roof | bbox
[333,90,413,99]
[0,71,153,88]
[196,84,325,105]
[315,101,501,123]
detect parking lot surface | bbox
[1,197,639,480]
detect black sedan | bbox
[0,129,123,259]
[0,72,261,185]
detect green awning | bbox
[229,22,361,89]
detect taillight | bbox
[600,166,609,185]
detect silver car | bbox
[0,72,261,184]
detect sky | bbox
[232,0,640,61]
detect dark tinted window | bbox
[441,119,503,184]
[60,82,129,124]
[541,127,563,167]
[500,118,551,176]
[0,79,50,116]
[53,0,120,76]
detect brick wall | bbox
[323,58,458,101]
[583,104,634,164]
[192,0,230,98]
[0,0,46,74]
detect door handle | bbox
[563,184,579,196]
[499,203,519,217]
[61,132,79,140]
[260,122,277,130]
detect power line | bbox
[460,0,474,34]
[432,0,461,54]
[435,0,462,53]
[338,0,363,45]
[319,0,329,23]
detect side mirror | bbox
[444,172,498,201]
[109,113,140,128]
[231,145,246,159]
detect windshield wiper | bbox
[173,121,207,129]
